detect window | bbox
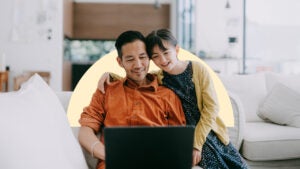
[64,39,115,62]
[177,0,196,52]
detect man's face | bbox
[117,40,150,86]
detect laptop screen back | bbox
[104,126,194,169]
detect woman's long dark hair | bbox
[145,29,177,58]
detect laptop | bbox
[104,126,194,169]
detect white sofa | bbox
[2,73,299,169]
[0,75,89,169]
[57,72,300,169]
[220,72,300,169]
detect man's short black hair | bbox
[115,30,146,58]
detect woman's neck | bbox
[168,60,189,75]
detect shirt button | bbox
[164,114,169,119]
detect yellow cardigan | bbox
[155,61,229,150]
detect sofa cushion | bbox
[257,83,300,127]
[0,74,88,169]
[241,122,300,161]
[265,72,300,93]
[219,73,267,122]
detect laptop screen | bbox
[104,126,194,169]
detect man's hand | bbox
[192,148,201,166]
[97,72,111,93]
[93,141,106,160]
[78,126,106,160]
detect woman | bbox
[98,29,248,169]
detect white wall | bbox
[247,0,300,26]
[246,0,300,74]
[195,0,244,59]
[0,0,63,91]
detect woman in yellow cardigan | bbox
[145,29,247,169]
[98,29,247,169]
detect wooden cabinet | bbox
[0,71,8,92]
[69,3,170,39]
[62,60,72,91]
[63,0,73,38]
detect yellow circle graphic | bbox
[67,49,234,127]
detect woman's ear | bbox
[175,45,180,54]
[116,57,123,68]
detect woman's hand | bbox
[97,72,111,93]
[192,148,202,166]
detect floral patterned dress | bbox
[162,61,248,169]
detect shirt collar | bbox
[123,74,158,92]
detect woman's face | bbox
[150,40,179,73]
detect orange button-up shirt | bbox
[79,74,186,169]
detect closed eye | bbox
[126,59,134,62]
[140,53,148,59]
[124,56,134,62]
[152,54,158,59]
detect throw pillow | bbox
[0,74,88,169]
[265,72,300,93]
[257,83,300,127]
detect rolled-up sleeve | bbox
[79,89,106,133]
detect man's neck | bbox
[135,77,151,87]
[126,74,153,88]
[138,78,151,87]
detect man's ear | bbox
[116,57,123,68]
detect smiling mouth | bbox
[161,62,170,67]
[132,69,144,74]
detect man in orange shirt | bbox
[78,30,186,169]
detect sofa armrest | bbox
[72,127,99,169]
[227,91,246,151]
[55,91,73,112]
[54,92,98,169]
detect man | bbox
[78,30,186,169]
